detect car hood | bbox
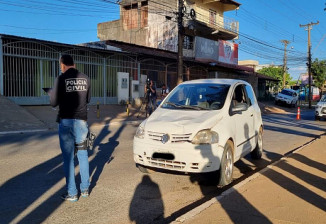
[144,108,223,134]
[317,101,326,107]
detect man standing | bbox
[161,83,169,99]
[145,80,156,116]
[50,54,91,202]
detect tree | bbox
[257,66,292,92]
[311,58,326,97]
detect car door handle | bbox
[251,114,253,117]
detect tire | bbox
[251,127,263,159]
[218,140,234,187]
[136,164,149,173]
[315,115,319,121]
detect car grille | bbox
[146,157,186,170]
[147,131,192,143]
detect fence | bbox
[1,38,138,105]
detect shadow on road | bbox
[0,116,129,223]
[0,154,63,224]
[129,175,164,224]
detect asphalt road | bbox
[0,109,325,224]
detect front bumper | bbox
[133,137,224,173]
[315,106,326,118]
[275,98,291,104]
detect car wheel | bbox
[136,164,149,173]
[251,127,263,159]
[275,100,278,105]
[218,140,234,187]
[315,115,319,121]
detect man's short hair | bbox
[60,54,74,66]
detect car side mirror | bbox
[231,103,248,114]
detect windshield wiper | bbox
[164,102,208,110]
[164,102,181,108]
[181,105,210,110]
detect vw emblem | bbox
[161,134,169,144]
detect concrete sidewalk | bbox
[23,104,145,130]
[176,135,326,224]
[0,95,145,134]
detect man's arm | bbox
[151,85,156,94]
[49,77,59,107]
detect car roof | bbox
[181,79,249,86]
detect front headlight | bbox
[191,129,219,145]
[135,126,145,139]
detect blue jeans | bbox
[147,97,156,115]
[59,119,90,196]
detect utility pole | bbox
[177,0,184,84]
[300,21,319,109]
[281,40,290,88]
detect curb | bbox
[171,134,323,223]
[0,129,49,135]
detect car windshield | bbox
[320,95,326,102]
[280,89,293,96]
[161,83,230,110]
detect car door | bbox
[230,84,255,159]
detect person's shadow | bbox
[88,120,125,192]
[129,175,164,224]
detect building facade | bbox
[0,1,276,105]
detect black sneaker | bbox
[61,193,78,202]
[81,190,89,198]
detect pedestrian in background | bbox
[161,83,169,99]
[146,80,157,115]
[49,54,91,202]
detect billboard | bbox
[195,37,219,62]
[218,40,238,65]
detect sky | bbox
[0,0,326,81]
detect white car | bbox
[274,89,298,107]
[133,79,263,186]
[315,94,326,120]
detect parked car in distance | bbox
[275,89,298,107]
[315,94,326,120]
[133,79,263,187]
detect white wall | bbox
[117,72,129,103]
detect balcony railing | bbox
[195,13,239,34]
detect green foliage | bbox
[257,66,292,91]
[311,59,326,90]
